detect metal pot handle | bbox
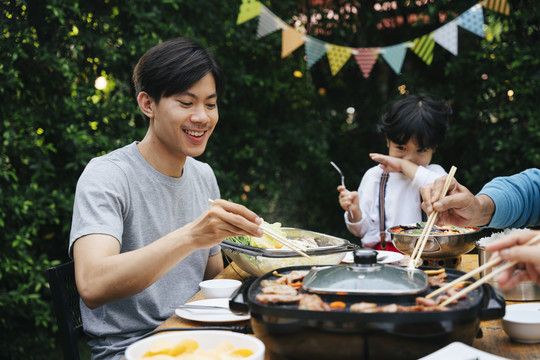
[478,283,506,321]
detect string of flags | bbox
[236,0,510,78]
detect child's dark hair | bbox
[133,37,225,120]
[377,94,451,149]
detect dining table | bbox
[154,254,540,360]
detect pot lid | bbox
[302,249,428,296]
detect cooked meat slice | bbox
[256,293,302,304]
[446,286,466,300]
[416,297,439,307]
[261,284,298,295]
[298,294,331,311]
[374,303,400,313]
[428,272,448,287]
[275,270,310,285]
[350,302,378,312]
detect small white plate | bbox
[504,302,540,312]
[418,342,509,360]
[342,250,404,264]
[175,298,250,323]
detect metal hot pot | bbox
[230,250,505,360]
[389,224,482,268]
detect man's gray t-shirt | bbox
[69,142,221,359]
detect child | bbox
[337,94,451,251]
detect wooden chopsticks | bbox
[428,233,540,307]
[260,221,311,259]
[208,199,310,258]
[408,166,457,269]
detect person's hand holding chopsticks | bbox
[486,230,540,289]
[420,175,495,227]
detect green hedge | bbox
[1,0,538,358]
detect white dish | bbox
[175,298,250,323]
[342,250,404,264]
[418,341,509,360]
[125,330,265,360]
[502,303,540,343]
[503,302,540,312]
[199,279,242,298]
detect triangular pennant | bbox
[304,36,327,68]
[326,44,351,76]
[237,0,262,25]
[482,0,510,15]
[412,34,435,65]
[281,26,305,58]
[457,4,485,37]
[433,20,459,55]
[353,47,379,78]
[380,43,408,75]
[257,6,280,39]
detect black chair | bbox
[47,261,85,360]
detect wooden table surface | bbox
[156,254,540,359]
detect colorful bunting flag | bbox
[236,0,262,25]
[257,6,280,39]
[380,43,408,75]
[304,36,327,68]
[281,25,305,58]
[326,44,351,76]
[482,0,510,15]
[412,34,435,65]
[433,20,459,55]
[353,48,379,78]
[237,2,508,80]
[457,4,485,38]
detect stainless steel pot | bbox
[389,224,481,259]
[476,243,540,301]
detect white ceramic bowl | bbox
[502,303,540,344]
[125,330,265,360]
[199,279,242,299]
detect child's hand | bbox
[337,185,361,221]
[369,153,405,172]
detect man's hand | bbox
[486,230,540,290]
[420,176,495,227]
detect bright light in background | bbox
[293,70,303,78]
[346,107,355,124]
[94,76,107,90]
[398,84,408,95]
[507,89,514,101]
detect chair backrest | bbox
[47,261,84,360]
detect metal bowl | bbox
[221,228,356,277]
[388,224,481,259]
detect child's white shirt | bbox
[344,164,447,248]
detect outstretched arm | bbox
[73,199,261,309]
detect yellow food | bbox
[423,269,445,275]
[169,339,198,356]
[231,349,254,357]
[140,339,254,360]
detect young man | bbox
[69,37,263,359]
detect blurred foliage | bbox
[0,0,538,358]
